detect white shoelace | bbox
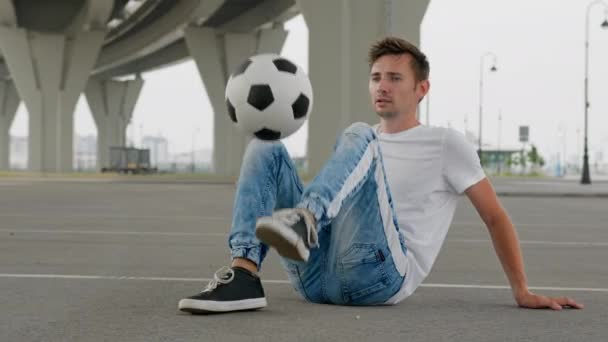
[201,266,234,293]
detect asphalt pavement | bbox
[0,176,606,341]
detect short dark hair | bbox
[368,36,430,82]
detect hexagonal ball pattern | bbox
[226,98,237,123]
[247,84,274,111]
[272,58,297,74]
[254,128,281,140]
[291,93,310,119]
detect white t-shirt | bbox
[374,124,486,304]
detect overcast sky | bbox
[10,0,608,166]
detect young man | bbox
[178,37,583,313]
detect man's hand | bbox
[465,180,584,311]
[515,290,584,310]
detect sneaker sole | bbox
[178,298,267,314]
[256,218,309,262]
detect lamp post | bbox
[191,126,199,173]
[497,109,502,174]
[582,0,608,184]
[478,52,498,166]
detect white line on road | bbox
[0,215,602,228]
[0,213,229,221]
[5,218,599,230]
[0,229,226,237]
[0,273,606,293]
[452,222,605,229]
[421,283,608,292]
[0,273,289,284]
[449,239,608,247]
[4,229,607,247]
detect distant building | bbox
[10,135,99,171]
[169,149,212,173]
[10,135,28,169]
[595,140,607,174]
[141,135,169,167]
[74,134,97,171]
[478,148,522,175]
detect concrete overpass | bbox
[0,0,429,176]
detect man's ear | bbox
[419,79,430,95]
[417,80,430,103]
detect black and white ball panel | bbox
[272,58,298,74]
[247,84,274,111]
[225,53,313,140]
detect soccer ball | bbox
[225,53,313,140]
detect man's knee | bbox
[333,122,376,149]
[344,122,374,138]
[243,139,288,164]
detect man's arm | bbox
[464,178,583,310]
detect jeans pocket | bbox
[338,243,389,305]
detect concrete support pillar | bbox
[0,29,106,172]
[85,77,144,170]
[0,81,20,170]
[184,26,288,177]
[298,0,430,174]
[0,0,112,172]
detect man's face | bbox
[369,54,428,119]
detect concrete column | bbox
[85,77,144,170]
[298,0,430,174]
[0,81,20,170]
[0,1,112,172]
[184,26,288,177]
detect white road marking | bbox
[0,213,229,221]
[421,283,608,292]
[4,229,607,247]
[0,273,289,284]
[449,239,608,247]
[0,182,30,186]
[0,229,226,237]
[452,222,605,229]
[6,217,599,229]
[0,216,601,228]
[0,273,606,292]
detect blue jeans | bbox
[228,123,407,305]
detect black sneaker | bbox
[255,208,319,262]
[178,266,267,314]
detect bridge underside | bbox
[0,0,429,176]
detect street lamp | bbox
[478,52,498,165]
[191,126,199,173]
[497,109,503,174]
[582,0,608,184]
